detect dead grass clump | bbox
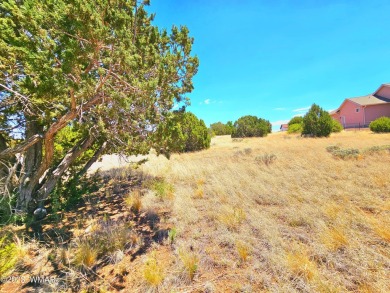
[235,240,251,263]
[366,216,390,242]
[218,207,246,231]
[73,241,98,268]
[286,251,318,281]
[125,189,142,214]
[320,226,349,251]
[193,178,205,199]
[143,251,165,287]
[179,248,199,281]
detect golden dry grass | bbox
[4,131,389,292]
[136,130,390,292]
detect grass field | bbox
[1,130,389,292]
[134,130,390,292]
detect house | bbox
[280,124,288,131]
[330,83,390,129]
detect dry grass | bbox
[125,189,143,214]
[3,131,390,292]
[137,131,390,292]
[143,251,165,287]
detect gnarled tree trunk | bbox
[17,118,43,212]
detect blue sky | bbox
[148,0,390,130]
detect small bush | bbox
[326,145,341,153]
[255,153,277,166]
[302,104,333,137]
[332,148,360,160]
[369,116,390,133]
[331,119,343,132]
[287,123,302,134]
[364,145,390,154]
[231,115,271,138]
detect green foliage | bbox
[331,120,343,133]
[168,227,177,245]
[0,235,19,278]
[0,0,199,211]
[149,178,175,200]
[369,117,390,133]
[210,121,234,135]
[302,104,333,137]
[287,123,303,134]
[155,112,210,155]
[288,116,304,126]
[231,115,271,138]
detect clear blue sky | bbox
[148,0,390,130]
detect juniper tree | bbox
[0,0,198,213]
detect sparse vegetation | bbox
[147,178,175,200]
[255,153,277,165]
[0,235,20,278]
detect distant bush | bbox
[210,121,234,135]
[331,120,343,133]
[288,116,303,126]
[155,111,211,155]
[231,115,271,138]
[326,145,341,153]
[302,104,333,137]
[369,117,390,133]
[287,123,303,134]
[255,153,277,165]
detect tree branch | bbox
[0,134,42,159]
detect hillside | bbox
[1,131,389,292]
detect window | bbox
[356,108,360,113]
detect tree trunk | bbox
[16,118,43,212]
[34,135,95,205]
[77,141,107,178]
